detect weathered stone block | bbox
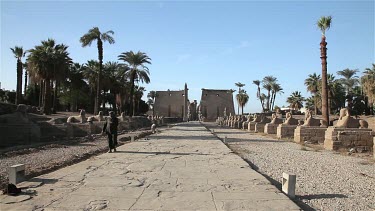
[8,164,25,184]
[324,127,373,150]
[255,123,266,133]
[294,126,327,144]
[277,125,297,139]
[248,122,257,132]
[282,172,296,199]
[264,123,279,134]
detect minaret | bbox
[183,83,188,121]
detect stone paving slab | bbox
[0,122,300,210]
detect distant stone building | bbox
[153,84,189,118]
[199,89,235,121]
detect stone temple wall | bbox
[153,90,188,118]
[200,89,235,121]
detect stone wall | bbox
[294,126,327,144]
[277,125,297,139]
[153,90,188,118]
[0,116,153,148]
[324,127,374,150]
[200,89,235,121]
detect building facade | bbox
[199,89,235,121]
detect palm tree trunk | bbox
[44,78,51,115]
[272,93,277,111]
[15,60,23,104]
[52,80,58,113]
[241,105,244,115]
[39,80,43,108]
[24,70,28,95]
[314,94,318,115]
[95,39,103,115]
[320,36,329,126]
[267,90,271,111]
[129,70,136,117]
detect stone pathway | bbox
[0,122,299,211]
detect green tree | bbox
[235,82,245,114]
[304,73,321,114]
[262,76,277,111]
[236,90,249,115]
[253,80,264,112]
[361,64,375,114]
[80,27,115,115]
[118,51,151,116]
[270,82,283,111]
[10,46,25,104]
[317,15,332,126]
[27,39,71,114]
[287,91,305,110]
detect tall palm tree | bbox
[317,15,332,126]
[287,91,305,110]
[80,27,115,114]
[361,64,375,114]
[118,51,151,116]
[262,76,277,111]
[236,90,249,115]
[304,73,321,114]
[337,68,359,94]
[253,80,264,111]
[10,46,25,104]
[235,82,245,114]
[27,39,71,114]
[270,83,283,111]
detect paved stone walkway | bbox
[1,122,299,210]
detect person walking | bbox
[102,111,119,153]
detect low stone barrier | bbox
[294,126,327,144]
[277,125,297,139]
[255,123,266,133]
[324,127,374,150]
[264,123,278,134]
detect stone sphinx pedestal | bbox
[294,126,327,144]
[277,125,297,139]
[264,123,279,134]
[324,127,374,150]
[248,122,257,132]
[242,122,250,130]
[255,123,266,133]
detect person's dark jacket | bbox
[102,116,118,134]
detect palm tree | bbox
[270,83,283,111]
[262,76,277,111]
[317,15,332,126]
[80,27,115,114]
[10,46,25,104]
[337,68,359,94]
[361,64,375,114]
[236,90,249,115]
[304,73,321,115]
[253,80,264,111]
[287,91,305,111]
[235,82,245,114]
[118,51,151,116]
[27,39,71,114]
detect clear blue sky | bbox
[1,0,374,113]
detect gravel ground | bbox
[0,129,152,190]
[204,123,375,211]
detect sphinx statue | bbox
[270,113,283,124]
[283,112,298,125]
[67,109,87,123]
[335,108,368,128]
[87,111,105,122]
[302,110,321,126]
[252,114,262,122]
